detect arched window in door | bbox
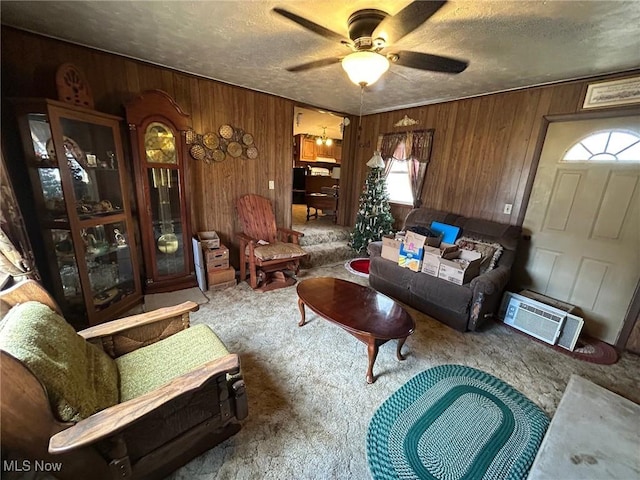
[563,129,640,162]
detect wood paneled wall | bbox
[2,27,638,266]
[343,71,640,228]
[1,27,299,266]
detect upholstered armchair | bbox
[236,194,307,290]
[0,280,247,480]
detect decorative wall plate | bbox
[189,144,205,161]
[227,141,243,158]
[242,133,254,145]
[185,129,197,145]
[246,146,259,159]
[203,132,219,150]
[212,149,226,162]
[219,124,234,139]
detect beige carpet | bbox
[167,262,640,480]
[19,262,640,480]
[144,287,209,311]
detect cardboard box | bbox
[398,231,426,272]
[381,235,402,262]
[207,266,236,285]
[438,249,482,285]
[421,246,442,276]
[197,231,220,249]
[420,245,460,276]
[425,233,443,247]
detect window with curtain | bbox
[377,129,434,207]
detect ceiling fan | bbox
[273,1,468,87]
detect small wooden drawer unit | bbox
[205,244,230,272]
[207,266,235,286]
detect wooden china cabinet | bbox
[13,98,142,326]
[125,90,196,293]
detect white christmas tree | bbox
[349,152,394,254]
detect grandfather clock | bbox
[125,90,196,293]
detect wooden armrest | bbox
[49,354,241,454]
[236,232,256,244]
[78,301,199,341]
[0,279,61,314]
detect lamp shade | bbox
[341,51,390,86]
[366,151,385,169]
[331,167,341,180]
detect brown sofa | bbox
[367,208,522,332]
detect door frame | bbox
[520,106,640,350]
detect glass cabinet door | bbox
[14,98,142,326]
[81,221,136,311]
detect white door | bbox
[521,115,640,344]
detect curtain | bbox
[378,129,434,207]
[407,129,434,207]
[379,132,404,177]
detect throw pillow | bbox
[0,301,119,422]
[455,237,503,274]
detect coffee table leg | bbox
[366,340,379,384]
[297,298,306,327]
[396,337,409,361]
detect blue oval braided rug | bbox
[367,365,550,480]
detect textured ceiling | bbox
[2,0,640,137]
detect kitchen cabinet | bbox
[299,135,316,161]
[333,142,342,162]
[295,134,342,164]
[315,142,333,159]
[13,98,142,326]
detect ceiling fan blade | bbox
[373,1,447,44]
[286,57,342,72]
[273,8,348,43]
[392,50,468,74]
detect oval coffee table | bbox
[297,277,415,384]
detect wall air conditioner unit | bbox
[499,291,584,351]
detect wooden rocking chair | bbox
[236,194,307,291]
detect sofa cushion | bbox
[369,257,414,305]
[409,273,473,316]
[0,301,119,422]
[116,324,228,402]
[454,217,521,252]
[404,208,461,231]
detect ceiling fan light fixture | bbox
[341,51,389,86]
